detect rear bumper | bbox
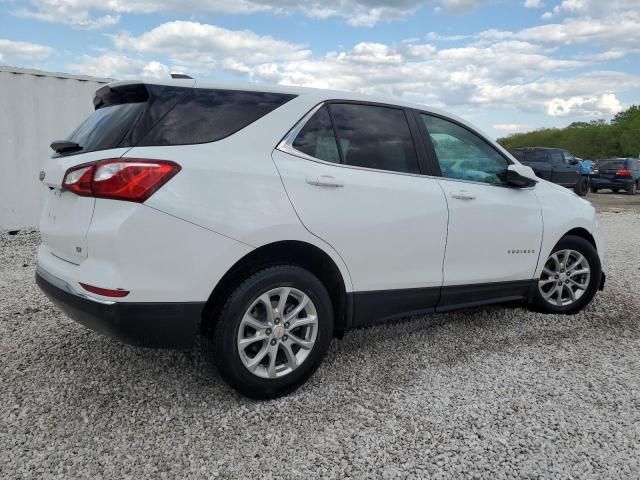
[36,266,204,349]
[590,178,634,189]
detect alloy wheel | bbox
[538,249,591,307]
[236,287,318,379]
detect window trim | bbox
[277,100,430,177]
[277,102,330,164]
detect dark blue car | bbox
[590,158,640,195]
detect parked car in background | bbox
[590,158,640,194]
[512,147,588,196]
[36,80,605,398]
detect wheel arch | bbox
[201,240,350,339]
[563,227,596,249]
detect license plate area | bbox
[40,189,95,264]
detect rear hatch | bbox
[593,159,628,182]
[40,84,152,264]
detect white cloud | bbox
[112,21,309,71]
[493,123,530,132]
[73,15,639,121]
[16,0,493,28]
[436,0,493,13]
[524,0,543,7]
[0,38,53,62]
[541,0,637,20]
[248,39,600,112]
[514,12,640,49]
[546,93,623,117]
[426,32,471,41]
[56,0,639,126]
[15,1,119,29]
[68,53,168,79]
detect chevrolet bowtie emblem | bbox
[39,171,46,181]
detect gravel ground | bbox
[1,212,639,479]
[588,191,640,214]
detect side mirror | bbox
[506,164,538,188]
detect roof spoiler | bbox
[93,83,150,109]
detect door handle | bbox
[306,175,344,188]
[450,190,476,200]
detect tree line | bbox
[497,105,640,160]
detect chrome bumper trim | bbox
[35,264,116,305]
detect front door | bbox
[550,150,577,186]
[418,113,543,308]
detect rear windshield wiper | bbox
[50,140,83,154]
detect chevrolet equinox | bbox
[36,80,605,398]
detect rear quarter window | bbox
[138,89,295,146]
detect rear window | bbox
[56,85,295,156]
[596,160,627,170]
[138,89,295,146]
[60,84,148,157]
[520,151,549,163]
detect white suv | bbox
[36,80,605,398]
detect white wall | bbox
[0,68,111,229]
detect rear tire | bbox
[574,177,588,196]
[612,188,619,193]
[203,265,333,399]
[590,187,598,193]
[628,182,637,195]
[530,235,601,315]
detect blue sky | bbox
[1,0,639,138]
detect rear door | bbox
[273,102,449,309]
[39,84,150,264]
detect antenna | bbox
[170,73,193,79]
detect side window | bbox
[562,151,576,164]
[421,114,509,185]
[550,151,564,164]
[329,103,420,174]
[292,106,340,163]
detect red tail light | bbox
[63,159,180,202]
[616,169,632,176]
[79,283,130,298]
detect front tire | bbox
[590,187,598,193]
[628,182,637,195]
[530,235,601,314]
[203,265,334,399]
